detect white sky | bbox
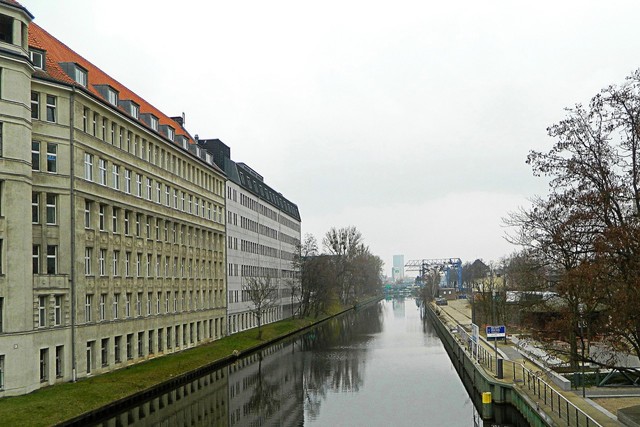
[24,0,640,273]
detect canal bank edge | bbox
[424,303,553,427]
[55,295,384,427]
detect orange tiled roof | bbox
[28,22,192,143]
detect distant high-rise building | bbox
[392,255,405,281]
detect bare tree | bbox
[243,276,279,339]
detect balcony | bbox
[33,274,70,290]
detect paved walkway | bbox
[434,299,638,426]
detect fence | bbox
[449,321,602,427]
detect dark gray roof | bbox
[197,138,301,221]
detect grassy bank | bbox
[0,296,381,427]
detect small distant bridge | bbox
[405,258,463,292]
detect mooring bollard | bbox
[482,391,493,420]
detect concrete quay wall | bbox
[425,304,551,427]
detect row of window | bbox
[227,308,279,334]
[83,199,224,251]
[83,290,224,324]
[83,153,223,223]
[238,192,300,233]
[226,263,296,281]
[79,106,222,196]
[87,318,224,374]
[82,246,221,281]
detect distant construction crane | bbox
[405,258,463,292]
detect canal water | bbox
[79,298,524,426]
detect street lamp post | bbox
[578,303,586,398]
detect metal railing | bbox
[448,321,602,427]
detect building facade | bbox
[0,1,227,396]
[199,139,301,334]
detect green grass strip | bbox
[0,298,379,427]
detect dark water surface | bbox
[86,298,498,426]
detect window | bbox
[32,141,40,171]
[156,291,161,314]
[46,95,56,122]
[38,295,47,327]
[124,211,131,235]
[112,208,119,233]
[40,348,48,382]
[165,185,170,206]
[156,182,161,203]
[32,193,40,223]
[46,194,56,224]
[113,293,119,319]
[114,336,122,363]
[99,294,106,321]
[102,118,106,141]
[32,245,40,274]
[136,174,142,197]
[99,249,106,276]
[46,245,57,274]
[135,214,141,237]
[84,247,92,275]
[146,254,152,277]
[136,292,142,317]
[82,107,88,132]
[107,87,118,106]
[101,339,108,367]
[84,200,92,228]
[130,104,139,119]
[112,164,120,190]
[93,113,97,136]
[84,153,93,181]
[126,334,133,360]
[113,250,119,276]
[125,293,131,318]
[31,92,40,119]
[54,346,64,379]
[84,295,92,322]
[98,158,107,185]
[138,332,144,357]
[98,204,106,231]
[124,169,131,194]
[125,252,131,276]
[46,143,57,173]
[0,122,2,157]
[110,123,115,143]
[146,178,152,201]
[150,116,158,131]
[54,295,62,326]
[136,253,142,277]
[74,66,87,87]
[30,50,44,69]
[146,292,151,316]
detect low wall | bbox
[425,305,551,426]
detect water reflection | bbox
[81,299,527,426]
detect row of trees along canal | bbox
[435,70,640,375]
[242,226,383,338]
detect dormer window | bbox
[118,100,139,119]
[74,67,87,86]
[159,124,175,141]
[60,62,88,86]
[30,49,45,69]
[140,113,159,131]
[107,87,118,106]
[94,84,119,106]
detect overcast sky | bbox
[25,0,640,274]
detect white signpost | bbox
[471,323,479,359]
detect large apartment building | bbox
[0,1,227,396]
[199,139,301,334]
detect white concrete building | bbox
[199,139,301,334]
